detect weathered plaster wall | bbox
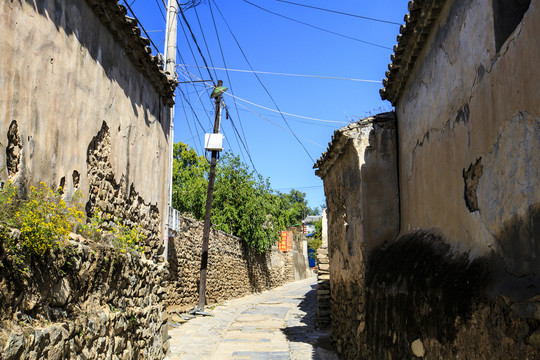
[166,216,294,311]
[0,0,172,253]
[315,114,399,357]
[0,2,173,359]
[395,0,540,292]
[0,235,169,360]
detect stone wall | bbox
[0,0,173,246]
[167,216,294,311]
[0,235,169,360]
[291,230,312,281]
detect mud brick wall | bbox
[167,216,293,311]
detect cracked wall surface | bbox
[0,0,171,240]
[395,0,540,283]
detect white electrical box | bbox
[204,133,224,151]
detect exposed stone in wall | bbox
[6,121,22,178]
[72,171,80,191]
[0,234,168,359]
[1,0,173,233]
[463,157,483,212]
[167,216,294,311]
[86,122,162,259]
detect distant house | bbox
[316,0,540,358]
[302,215,321,235]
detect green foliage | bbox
[275,189,319,227]
[212,154,278,252]
[0,182,84,276]
[77,213,146,254]
[171,142,321,252]
[171,142,209,219]
[308,218,323,259]
[108,221,146,254]
[0,182,146,277]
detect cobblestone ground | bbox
[166,277,339,360]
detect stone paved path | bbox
[165,277,339,360]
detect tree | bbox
[211,154,277,252]
[171,142,208,219]
[171,142,321,252]
[275,189,319,227]
[308,218,323,259]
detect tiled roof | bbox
[314,112,395,178]
[380,0,448,105]
[85,0,177,106]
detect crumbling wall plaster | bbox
[0,0,171,235]
[316,115,399,357]
[395,0,540,264]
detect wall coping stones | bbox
[314,112,395,178]
[84,0,177,106]
[379,0,449,105]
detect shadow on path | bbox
[282,284,339,359]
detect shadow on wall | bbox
[21,0,169,135]
[364,231,490,358]
[167,233,179,285]
[243,242,273,292]
[493,203,540,300]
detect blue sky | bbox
[124,0,409,211]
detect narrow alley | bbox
[165,278,338,360]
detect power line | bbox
[241,0,392,50]
[219,90,349,124]
[234,101,326,149]
[208,1,255,173]
[222,101,259,174]
[180,64,381,83]
[211,0,317,163]
[276,0,402,26]
[122,1,163,55]
[153,0,166,20]
[194,6,219,81]
[178,69,349,125]
[178,87,205,152]
[177,21,215,129]
[177,2,216,84]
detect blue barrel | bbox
[308,248,316,268]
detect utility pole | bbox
[163,0,178,260]
[196,80,225,313]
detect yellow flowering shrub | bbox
[79,213,146,254]
[109,222,146,254]
[0,181,146,276]
[0,182,84,264]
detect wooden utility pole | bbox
[197,80,224,312]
